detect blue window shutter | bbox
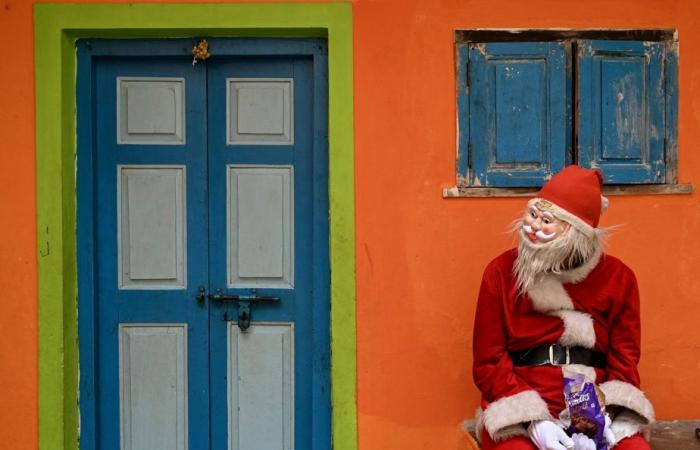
[456,42,470,185]
[469,42,569,187]
[577,40,666,184]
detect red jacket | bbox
[473,248,655,443]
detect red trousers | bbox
[481,433,650,450]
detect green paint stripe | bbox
[34,17,66,450]
[34,3,356,450]
[327,15,357,448]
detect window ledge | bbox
[442,184,694,198]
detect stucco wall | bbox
[353,1,700,448]
[1,0,699,449]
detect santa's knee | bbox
[613,434,651,450]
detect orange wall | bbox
[1,0,700,449]
[0,0,38,449]
[354,0,700,449]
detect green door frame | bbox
[34,4,356,450]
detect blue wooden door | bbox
[78,39,330,450]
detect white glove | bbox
[528,420,575,450]
[603,414,617,447]
[571,433,596,450]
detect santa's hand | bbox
[528,420,575,450]
[603,414,617,447]
[571,433,596,450]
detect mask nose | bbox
[530,217,543,231]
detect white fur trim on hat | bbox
[599,380,655,424]
[478,390,553,442]
[529,198,595,237]
[601,195,610,213]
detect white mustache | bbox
[522,224,557,242]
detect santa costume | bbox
[472,166,655,450]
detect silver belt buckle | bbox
[549,344,571,365]
[548,344,555,365]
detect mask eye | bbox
[529,211,538,219]
[542,217,551,225]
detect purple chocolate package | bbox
[563,374,607,450]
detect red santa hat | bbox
[530,166,608,235]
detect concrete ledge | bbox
[443,184,694,198]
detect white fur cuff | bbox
[609,409,652,445]
[599,380,655,424]
[491,423,529,442]
[480,390,553,441]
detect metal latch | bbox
[208,289,280,331]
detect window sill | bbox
[442,184,694,198]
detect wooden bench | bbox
[649,421,700,449]
[464,421,700,449]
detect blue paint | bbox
[77,38,330,449]
[468,42,569,187]
[494,60,545,164]
[601,58,644,159]
[577,40,666,184]
[77,39,98,450]
[310,51,331,447]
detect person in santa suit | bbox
[472,166,655,450]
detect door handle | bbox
[208,289,280,331]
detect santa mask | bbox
[514,166,608,293]
[521,200,571,244]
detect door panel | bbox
[228,323,294,450]
[117,77,186,145]
[119,324,188,450]
[118,165,187,288]
[227,166,294,288]
[227,78,294,145]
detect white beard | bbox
[514,220,604,294]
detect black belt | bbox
[510,344,607,368]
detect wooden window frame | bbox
[446,28,692,198]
